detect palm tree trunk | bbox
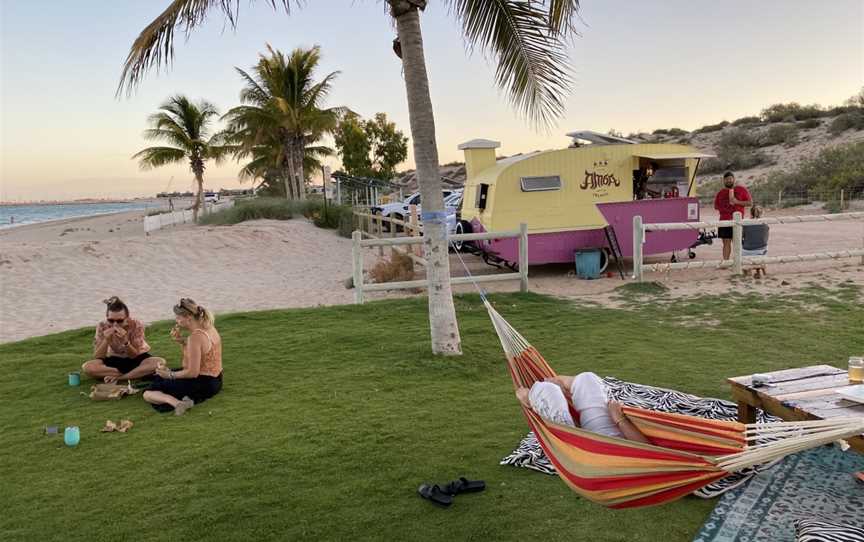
[283,144,296,200]
[293,138,306,201]
[192,171,204,222]
[392,3,462,356]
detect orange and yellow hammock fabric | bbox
[486,299,864,509]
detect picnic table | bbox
[728,364,864,453]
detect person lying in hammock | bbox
[515,372,650,443]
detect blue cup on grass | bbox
[64,426,80,447]
[68,372,81,386]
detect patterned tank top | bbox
[191,329,223,377]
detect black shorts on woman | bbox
[717,226,733,239]
[100,352,157,374]
[147,369,223,412]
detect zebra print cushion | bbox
[795,519,864,542]
[500,376,782,499]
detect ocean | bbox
[0,201,165,229]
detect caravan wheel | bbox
[453,220,473,252]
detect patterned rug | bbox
[500,377,782,498]
[693,444,864,542]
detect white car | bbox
[203,192,220,203]
[372,190,454,228]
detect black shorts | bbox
[148,371,223,412]
[100,352,155,374]
[717,227,733,239]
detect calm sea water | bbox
[0,202,162,229]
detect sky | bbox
[1,0,862,201]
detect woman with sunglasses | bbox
[143,298,223,415]
[81,296,165,383]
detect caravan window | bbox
[520,176,561,192]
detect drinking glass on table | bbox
[848,357,864,383]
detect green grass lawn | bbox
[1,284,862,541]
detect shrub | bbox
[198,198,295,225]
[718,128,760,149]
[368,251,415,284]
[761,102,823,122]
[694,120,729,134]
[799,118,821,129]
[828,111,864,136]
[760,141,864,194]
[760,124,799,147]
[731,116,761,126]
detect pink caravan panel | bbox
[596,198,700,258]
[468,219,607,265]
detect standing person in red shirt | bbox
[714,171,752,260]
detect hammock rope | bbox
[446,238,864,508]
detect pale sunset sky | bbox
[1,1,862,201]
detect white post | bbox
[376,214,384,257]
[633,215,644,282]
[840,189,845,210]
[336,179,341,205]
[733,211,743,275]
[777,190,782,208]
[519,223,529,293]
[352,231,364,304]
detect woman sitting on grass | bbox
[515,372,649,442]
[143,298,223,416]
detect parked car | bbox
[203,192,220,203]
[372,190,454,230]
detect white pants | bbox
[529,372,623,438]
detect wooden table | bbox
[728,364,864,453]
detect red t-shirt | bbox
[714,186,751,220]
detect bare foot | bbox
[174,396,194,416]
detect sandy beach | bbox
[1,206,862,343]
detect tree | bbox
[222,45,342,200]
[845,87,864,108]
[132,95,227,220]
[335,112,408,179]
[333,112,372,178]
[119,0,582,356]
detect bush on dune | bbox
[198,198,297,225]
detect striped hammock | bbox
[485,299,864,509]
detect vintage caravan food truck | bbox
[455,132,714,267]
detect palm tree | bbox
[133,95,228,220]
[119,1,581,356]
[223,45,342,201]
[236,133,333,197]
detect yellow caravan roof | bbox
[635,152,716,160]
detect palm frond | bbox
[446,0,579,127]
[118,0,301,95]
[132,146,187,169]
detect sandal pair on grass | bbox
[418,477,485,507]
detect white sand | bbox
[1,206,862,343]
[0,211,358,343]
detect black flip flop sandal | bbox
[418,484,453,507]
[442,477,486,496]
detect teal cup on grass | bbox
[68,372,81,386]
[64,426,80,447]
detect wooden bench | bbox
[728,364,864,453]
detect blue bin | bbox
[575,249,602,280]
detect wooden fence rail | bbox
[351,222,529,303]
[633,211,864,281]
